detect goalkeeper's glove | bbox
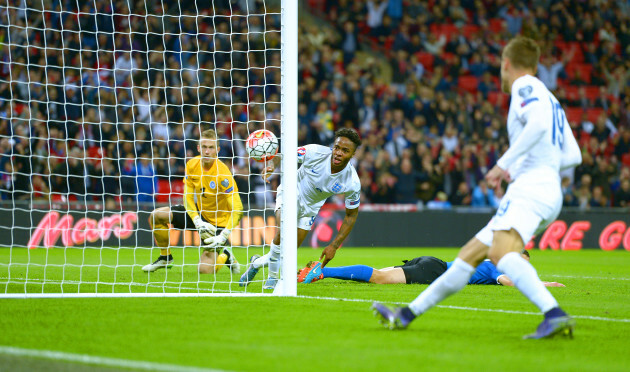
[203,229,231,249]
[193,216,217,240]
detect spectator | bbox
[449,181,472,206]
[613,179,630,207]
[471,180,497,208]
[589,186,609,208]
[537,53,570,92]
[366,1,388,31]
[136,155,157,204]
[391,158,423,204]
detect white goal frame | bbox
[0,0,297,298]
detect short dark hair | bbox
[334,128,361,149]
[521,249,530,258]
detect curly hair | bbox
[334,128,362,149]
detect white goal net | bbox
[0,0,297,297]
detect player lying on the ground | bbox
[297,251,565,287]
[372,36,582,339]
[142,129,243,274]
[239,128,363,290]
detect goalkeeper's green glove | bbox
[203,229,231,249]
[193,216,217,241]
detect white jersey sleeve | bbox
[344,172,361,210]
[297,145,308,165]
[496,82,548,171]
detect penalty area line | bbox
[0,346,227,372]
[297,295,630,323]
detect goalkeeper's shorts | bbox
[170,205,225,231]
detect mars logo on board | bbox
[28,211,138,249]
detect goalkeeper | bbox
[142,129,243,274]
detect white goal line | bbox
[0,346,226,372]
[296,295,630,324]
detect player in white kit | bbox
[239,128,363,290]
[373,37,582,339]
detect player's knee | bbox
[370,270,385,284]
[489,229,523,264]
[198,262,214,274]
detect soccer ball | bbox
[246,129,279,162]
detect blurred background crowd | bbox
[0,0,629,210]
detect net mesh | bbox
[0,0,282,295]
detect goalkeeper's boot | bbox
[239,255,261,287]
[523,308,575,339]
[371,302,416,330]
[262,277,279,290]
[223,247,241,275]
[298,261,323,284]
[142,255,174,272]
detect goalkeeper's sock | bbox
[497,252,558,313]
[160,248,171,256]
[408,258,475,316]
[158,254,173,261]
[321,265,373,282]
[222,247,233,264]
[267,243,282,278]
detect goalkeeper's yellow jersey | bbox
[184,156,242,228]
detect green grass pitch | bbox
[1,247,629,371]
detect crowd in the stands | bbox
[0,0,629,209]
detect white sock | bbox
[408,258,476,315]
[252,253,270,269]
[497,252,558,313]
[266,243,282,278]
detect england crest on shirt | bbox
[331,182,342,193]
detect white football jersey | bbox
[497,75,581,182]
[294,144,361,216]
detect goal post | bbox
[277,0,298,297]
[0,0,297,297]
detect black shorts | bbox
[170,205,225,234]
[395,256,448,284]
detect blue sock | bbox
[321,265,374,282]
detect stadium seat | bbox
[170,181,184,204]
[415,52,434,71]
[461,24,480,37]
[564,86,579,101]
[487,91,508,110]
[156,179,171,203]
[586,108,604,123]
[556,41,584,63]
[564,107,584,124]
[566,63,592,83]
[458,75,478,94]
[584,85,600,101]
[439,24,459,41]
[488,18,504,33]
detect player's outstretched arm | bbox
[498,275,565,287]
[320,207,359,267]
[262,155,282,183]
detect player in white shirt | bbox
[373,37,582,339]
[239,128,363,290]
